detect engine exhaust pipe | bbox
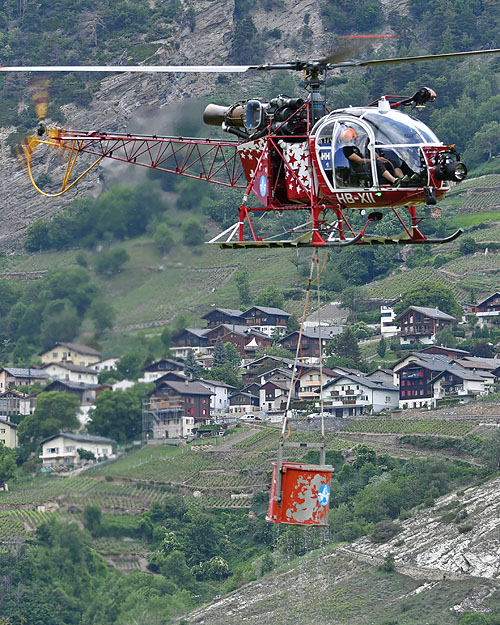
[203,103,246,128]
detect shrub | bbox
[371,520,401,544]
[458,523,474,533]
[380,552,395,573]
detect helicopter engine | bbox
[203,96,305,138]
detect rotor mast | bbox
[304,67,327,127]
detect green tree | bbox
[184,351,200,379]
[24,219,51,252]
[209,362,243,389]
[0,280,18,317]
[397,281,462,320]
[381,552,396,573]
[40,300,81,349]
[88,298,115,333]
[234,268,252,307]
[153,222,174,255]
[160,326,173,350]
[87,388,142,442]
[434,325,457,348]
[94,247,130,275]
[473,121,500,159]
[181,217,205,246]
[212,337,227,366]
[377,336,387,358]
[224,342,241,367]
[17,392,80,452]
[0,444,16,483]
[325,326,362,369]
[254,285,285,309]
[459,235,477,255]
[116,352,144,379]
[83,504,102,536]
[340,286,364,321]
[77,448,95,461]
[286,314,300,334]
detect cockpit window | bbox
[362,110,440,144]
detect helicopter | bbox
[3,42,500,249]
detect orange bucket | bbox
[266,462,333,526]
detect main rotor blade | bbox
[3,47,499,75]
[319,34,398,66]
[331,47,500,68]
[0,64,253,73]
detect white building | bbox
[319,373,399,417]
[41,362,99,385]
[197,378,235,415]
[40,433,115,468]
[93,357,119,373]
[380,296,401,339]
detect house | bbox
[0,367,49,391]
[196,378,235,415]
[304,302,348,327]
[155,371,189,384]
[40,342,102,367]
[395,306,456,345]
[239,382,261,396]
[319,373,399,416]
[142,358,185,383]
[419,345,471,360]
[202,324,272,358]
[241,355,296,382]
[243,332,274,357]
[259,367,295,387]
[365,368,395,386]
[142,379,212,439]
[228,390,260,415]
[278,326,343,363]
[41,380,100,405]
[40,432,115,468]
[0,417,18,448]
[171,328,210,359]
[380,296,401,338]
[467,292,500,326]
[202,308,244,328]
[240,306,290,337]
[41,362,99,385]
[259,380,293,413]
[0,389,36,416]
[93,357,119,373]
[394,353,490,408]
[296,366,341,400]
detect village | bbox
[1,291,500,474]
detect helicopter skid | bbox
[210,227,464,249]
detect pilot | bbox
[340,126,406,186]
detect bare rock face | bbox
[352,475,500,579]
[0,0,399,251]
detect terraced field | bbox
[0,415,485,546]
[363,266,469,302]
[341,418,477,436]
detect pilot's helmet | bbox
[339,126,357,143]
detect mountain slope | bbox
[187,475,500,624]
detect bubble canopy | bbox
[311,107,440,145]
[312,108,442,190]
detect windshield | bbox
[361,110,440,145]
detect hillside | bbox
[2,172,500,343]
[3,404,500,622]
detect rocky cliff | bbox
[1,0,343,252]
